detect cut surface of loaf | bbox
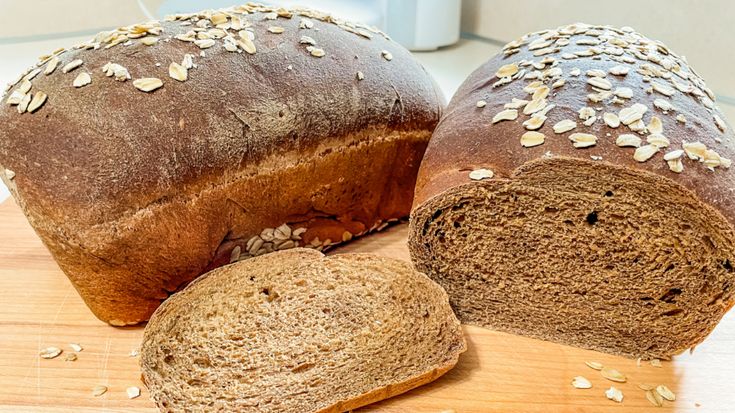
[0,4,442,324]
[141,249,466,413]
[409,23,735,359]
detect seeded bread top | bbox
[0,3,442,227]
[415,23,735,225]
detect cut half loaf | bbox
[409,23,735,359]
[141,249,466,412]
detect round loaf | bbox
[0,4,442,324]
[409,23,735,359]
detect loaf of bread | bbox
[409,23,735,359]
[140,248,465,412]
[0,4,442,325]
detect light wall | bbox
[461,0,735,101]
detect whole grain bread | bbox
[409,23,735,359]
[0,4,443,325]
[140,248,466,412]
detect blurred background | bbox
[1,0,734,200]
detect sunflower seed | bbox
[605,386,623,403]
[169,62,188,82]
[268,26,285,34]
[476,100,487,108]
[600,368,627,383]
[504,98,529,109]
[127,386,141,399]
[714,114,727,132]
[44,56,60,75]
[553,119,576,134]
[638,383,655,391]
[381,50,393,61]
[646,389,663,407]
[603,113,620,128]
[92,385,108,397]
[656,385,675,401]
[69,343,83,352]
[260,228,276,242]
[141,37,158,46]
[496,63,519,78]
[469,169,494,180]
[248,237,264,255]
[609,65,629,76]
[64,353,77,361]
[62,59,83,73]
[569,133,597,148]
[73,72,91,88]
[585,361,604,370]
[27,92,47,113]
[133,78,163,92]
[492,109,518,123]
[39,346,62,359]
[571,376,592,389]
[520,131,545,147]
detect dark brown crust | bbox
[0,8,442,323]
[413,25,735,224]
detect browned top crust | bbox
[0,4,442,229]
[414,23,735,225]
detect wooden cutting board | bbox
[0,199,733,413]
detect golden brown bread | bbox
[409,23,735,359]
[0,4,442,325]
[141,249,466,413]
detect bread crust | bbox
[413,24,734,220]
[0,6,442,323]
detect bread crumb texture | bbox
[141,249,466,412]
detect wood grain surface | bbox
[0,199,733,412]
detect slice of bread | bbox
[140,249,465,412]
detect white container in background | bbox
[149,0,461,51]
[384,0,461,51]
